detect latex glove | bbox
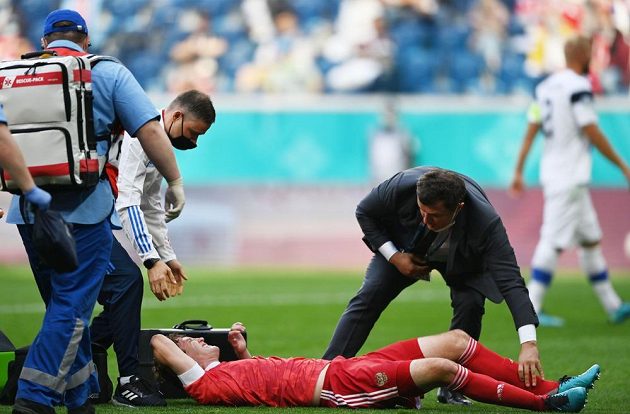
[165,177,185,223]
[24,186,52,211]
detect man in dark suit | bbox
[323,167,541,405]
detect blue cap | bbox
[43,9,88,37]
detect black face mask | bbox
[168,114,197,150]
[171,136,197,150]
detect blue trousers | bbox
[17,220,112,409]
[90,237,143,377]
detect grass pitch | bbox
[1,265,629,413]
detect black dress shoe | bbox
[12,398,56,414]
[437,387,472,405]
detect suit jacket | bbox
[356,166,537,329]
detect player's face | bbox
[177,336,220,364]
[418,200,463,232]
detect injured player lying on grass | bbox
[151,322,599,412]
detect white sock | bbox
[592,280,622,315]
[119,375,132,386]
[528,279,548,314]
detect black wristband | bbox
[143,258,160,269]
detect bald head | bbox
[564,36,591,75]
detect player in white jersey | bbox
[510,36,630,327]
[90,90,216,407]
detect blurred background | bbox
[0,0,629,269]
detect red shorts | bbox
[319,339,424,409]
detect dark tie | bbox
[408,227,438,257]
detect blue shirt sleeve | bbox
[0,104,6,124]
[91,61,159,138]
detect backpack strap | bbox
[86,54,120,68]
[20,50,59,59]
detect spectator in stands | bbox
[166,10,228,94]
[0,7,34,60]
[322,0,388,92]
[469,0,510,90]
[326,14,395,92]
[236,7,322,92]
[589,0,630,94]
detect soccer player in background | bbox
[510,35,630,327]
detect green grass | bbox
[1,265,629,413]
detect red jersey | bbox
[186,356,328,407]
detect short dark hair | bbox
[43,21,88,44]
[168,90,216,126]
[416,168,467,210]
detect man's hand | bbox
[509,172,525,198]
[147,260,177,301]
[389,252,432,280]
[622,165,630,190]
[228,322,251,359]
[518,341,544,387]
[165,177,185,222]
[166,259,187,296]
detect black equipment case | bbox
[137,320,246,399]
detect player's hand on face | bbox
[148,261,175,301]
[518,341,544,388]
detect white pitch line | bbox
[0,290,448,315]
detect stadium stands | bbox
[2,0,629,95]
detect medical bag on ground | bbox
[137,320,246,399]
[0,330,16,402]
[0,337,112,405]
[0,50,104,193]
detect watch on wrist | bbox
[143,258,160,269]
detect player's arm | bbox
[228,322,251,359]
[151,334,199,376]
[510,103,542,197]
[480,217,543,387]
[582,123,630,187]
